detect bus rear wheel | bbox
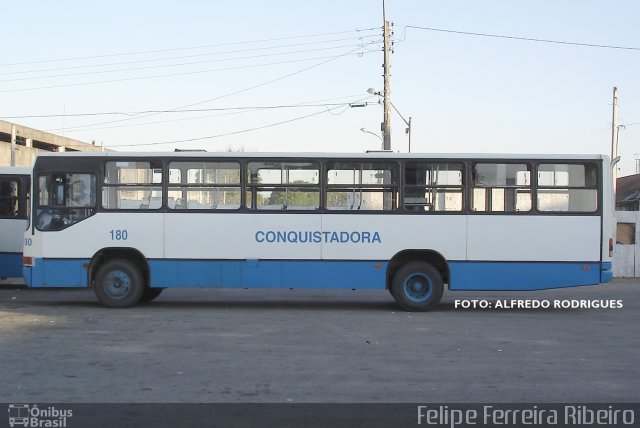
[94,259,144,308]
[391,261,444,312]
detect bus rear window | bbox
[537,163,598,212]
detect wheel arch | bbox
[89,247,150,288]
[387,249,450,289]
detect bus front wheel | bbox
[391,261,443,312]
[94,259,144,308]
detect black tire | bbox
[140,287,164,303]
[391,261,444,312]
[94,259,144,308]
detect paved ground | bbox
[0,279,638,403]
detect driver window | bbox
[36,173,96,231]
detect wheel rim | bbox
[403,273,433,303]
[103,270,132,300]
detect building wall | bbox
[0,143,39,167]
[614,210,640,277]
[0,120,105,168]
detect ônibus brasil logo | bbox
[8,404,73,428]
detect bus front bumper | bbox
[23,265,33,287]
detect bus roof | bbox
[32,151,609,161]
[0,166,31,175]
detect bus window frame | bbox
[27,156,604,220]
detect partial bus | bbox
[23,152,614,310]
[0,166,30,279]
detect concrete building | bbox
[0,119,105,167]
[616,173,640,212]
[614,174,640,278]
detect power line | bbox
[0,41,381,83]
[0,48,379,94]
[2,101,374,119]
[0,34,382,77]
[406,25,640,51]
[45,46,373,133]
[45,94,375,134]
[136,47,374,112]
[0,27,380,68]
[110,97,369,148]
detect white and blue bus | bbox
[0,166,31,279]
[22,151,614,310]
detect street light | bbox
[367,88,413,152]
[360,127,383,149]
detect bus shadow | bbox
[3,288,595,313]
[7,299,590,313]
[146,299,400,311]
[12,298,400,312]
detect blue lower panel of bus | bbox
[24,258,388,289]
[24,258,90,287]
[448,261,603,291]
[0,252,23,278]
[148,259,388,289]
[24,258,608,291]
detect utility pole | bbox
[382,0,392,150]
[10,124,16,166]
[408,117,412,152]
[611,87,618,192]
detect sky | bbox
[2,0,639,176]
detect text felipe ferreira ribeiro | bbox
[418,405,635,426]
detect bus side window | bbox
[326,162,398,211]
[403,162,463,212]
[472,163,531,212]
[247,161,320,211]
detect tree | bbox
[267,181,318,208]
